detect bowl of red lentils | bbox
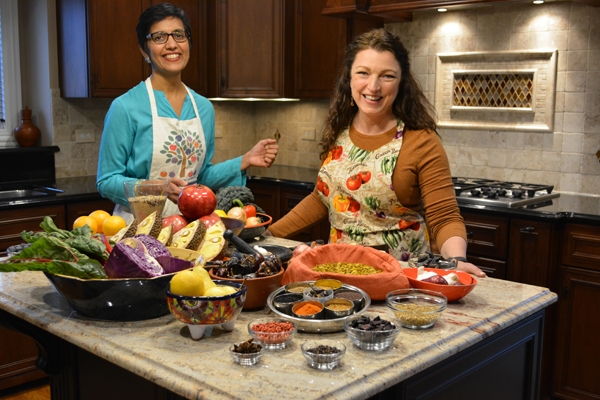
[247,318,298,350]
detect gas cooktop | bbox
[452,177,560,208]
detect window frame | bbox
[0,0,22,148]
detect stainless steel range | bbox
[453,177,560,208]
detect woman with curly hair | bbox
[268,28,484,277]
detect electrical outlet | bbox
[75,129,95,143]
[215,125,223,138]
[301,128,316,141]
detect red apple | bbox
[178,184,217,220]
[162,214,189,234]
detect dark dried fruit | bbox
[232,338,262,354]
[349,315,395,332]
[305,345,341,355]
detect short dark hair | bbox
[136,3,192,53]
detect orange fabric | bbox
[282,244,409,301]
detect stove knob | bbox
[486,191,499,199]
[512,190,523,198]
[498,189,507,197]
[470,189,481,197]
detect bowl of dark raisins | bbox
[343,313,401,351]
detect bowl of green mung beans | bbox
[385,289,447,329]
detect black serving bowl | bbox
[44,271,177,321]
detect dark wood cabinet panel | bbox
[0,327,48,391]
[507,218,558,288]
[561,223,600,272]
[248,183,280,219]
[461,212,509,260]
[0,205,66,256]
[553,267,600,399]
[464,254,506,279]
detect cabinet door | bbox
[246,181,281,219]
[461,212,509,260]
[561,223,600,272]
[208,0,290,98]
[0,327,47,391]
[553,267,600,399]
[280,188,329,243]
[0,205,66,256]
[507,219,557,288]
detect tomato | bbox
[322,182,330,197]
[348,198,360,213]
[346,174,362,191]
[358,171,371,183]
[244,205,257,218]
[331,145,343,160]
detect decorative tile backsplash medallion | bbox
[434,50,558,132]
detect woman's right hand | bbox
[292,244,312,258]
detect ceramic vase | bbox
[14,107,41,147]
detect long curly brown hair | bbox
[319,28,438,160]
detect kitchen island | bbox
[0,253,556,400]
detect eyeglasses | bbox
[146,30,188,44]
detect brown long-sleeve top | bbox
[269,126,466,252]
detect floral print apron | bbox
[317,120,430,262]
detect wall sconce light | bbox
[533,0,544,4]
[437,8,448,12]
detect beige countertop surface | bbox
[0,240,556,400]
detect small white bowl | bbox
[229,344,264,366]
[301,340,346,370]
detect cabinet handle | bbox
[466,231,474,237]
[520,226,535,233]
[562,284,568,296]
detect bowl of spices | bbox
[386,288,447,329]
[343,313,401,351]
[272,292,303,315]
[292,300,324,319]
[314,278,343,291]
[301,340,346,370]
[247,318,297,350]
[334,289,365,311]
[303,287,334,304]
[285,282,312,294]
[323,298,354,319]
[229,339,264,366]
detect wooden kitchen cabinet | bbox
[553,223,600,400]
[57,0,207,98]
[461,211,509,279]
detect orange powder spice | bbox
[295,303,322,315]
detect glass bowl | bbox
[301,340,346,370]
[229,344,264,366]
[123,179,169,221]
[247,318,297,350]
[343,313,402,351]
[386,288,447,329]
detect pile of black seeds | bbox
[349,315,395,331]
[232,339,262,354]
[305,345,341,355]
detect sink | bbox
[0,189,49,200]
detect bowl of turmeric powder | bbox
[292,300,324,319]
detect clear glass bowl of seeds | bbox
[301,340,346,370]
[343,313,401,351]
[123,179,169,221]
[248,318,297,350]
[229,339,264,366]
[385,289,447,329]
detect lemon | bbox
[73,216,98,233]
[88,210,111,234]
[204,286,235,297]
[170,270,205,296]
[102,215,127,237]
[215,210,227,218]
[193,266,216,290]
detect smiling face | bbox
[140,17,189,79]
[350,49,401,125]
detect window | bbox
[0,0,22,148]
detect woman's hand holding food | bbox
[241,139,279,170]
[168,177,188,204]
[456,260,486,277]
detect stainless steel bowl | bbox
[324,298,354,319]
[267,282,371,333]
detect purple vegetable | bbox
[133,234,170,258]
[104,242,164,278]
[422,275,448,285]
[155,256,194,274]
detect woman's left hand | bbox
[241,139,279,170]
[456,261,486,278]
[167,177,188,204]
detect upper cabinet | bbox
[56,0,381,99]
[56,0,207,98]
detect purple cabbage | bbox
[155,256,194,274]
[133,234,171,258]
[104,241,164,278]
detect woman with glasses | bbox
[96,3,278,222]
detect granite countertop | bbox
[0,258,556,399]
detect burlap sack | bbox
[283,244,409,301]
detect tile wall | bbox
[51,1,599,196]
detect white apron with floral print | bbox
[317,120,430,262]
[114,78,206,222]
